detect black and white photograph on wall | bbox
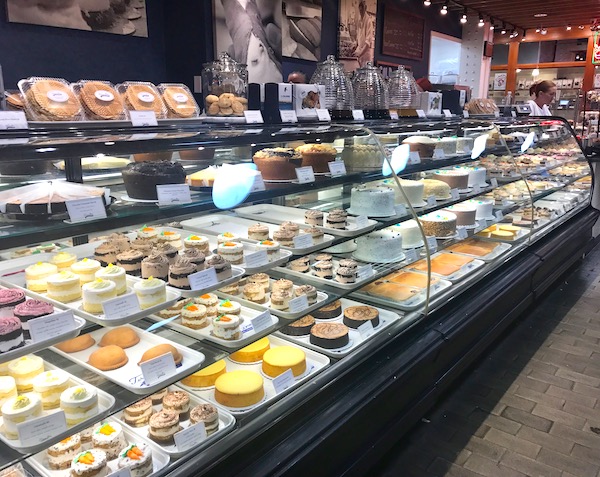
[338,0,376,70]
[6,0,149,37]
[213,0,283,84]
[282,1,322,61]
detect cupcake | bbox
[169,256,197,290]
[142,252,170,282]
[206,254,232,281]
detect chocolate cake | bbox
[310,322,349,349]
[342,306,380,329]
[312,300,342,320]
[281,315,315,336]
[121,161,186,200]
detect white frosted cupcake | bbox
[32,369,70,410]
[60,385,99,426]
[216,299,241,316]
[0,376,17,415]
[212,315,241,340]
[95,264,127,295]
[82,279,117,314]
[133,277,166,310]
[92,422,127,460]
[255,239,280,261]
[2,394,42,439]
[71,258,102,286]
[182,234,209,253]
[217,241,244,264]
[70,450,108,477]
[118,443,153,477]
[46,271,82,303]
[47,433,81,470]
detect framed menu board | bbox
[381,4,424,60]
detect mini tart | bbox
[55,334,95,353]
[88,345,128,371]
[281,315,315,336]
[214,370,265,408]
[138,344,183,366]
[230,337,270,363]
[310,323,350,349]
[99,327,140,349]
[262,346,306,378]
[312,300,342,320]
[342,306,380,329]
[181,359,226,388]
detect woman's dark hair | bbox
[530,80,556,97]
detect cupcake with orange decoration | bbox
[137,225,158,242]
[118,443,153,477]
[70,449,108,477]
[217,299,241,316]
[255,239,280,261]
[182,234,209,254]
[92,422,127,459]
[158,230,182,250]
[181,302,208,329]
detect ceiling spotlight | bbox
[501,23,507,34]
[532,68,540,77]
[578,25,585,29]
[541,27,547,35]
[460,10,468,24]
[535,27,540,32]
[440,2,448,15]
[521,30,527,41]
[566,24,572,30]
[478,15,484,27]
[490,18,495,30]
[534,13,547,17]
[423,0,431,6]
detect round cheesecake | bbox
[214,370,265,408]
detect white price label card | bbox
[328,161,347,177]
[140,352,176,386]
[501,199,512,207]
[280,110,298,123]
[433,148,445,160]
[390,111,399,120]
[102,293,141,321]
[472,184,482,194]
[537,218,551,226]
[250,173,266,192]
[174,422,207,452]
[156,184,192,206]
[394,204,407,216]
[130,133,158,141]
[450,189,460,200]
[316,109,331,121]
[250,310,272,333]
[416,110,427,118]
[18,411,67,447]
[511,111,517,118]
[352,109,365,121]
[463,110,470,118]
[357,320,375,339]
[495,211,504,221]
[273,369,295,394]
[491,178,499,187]
[0,111,28,130]
[404,249,418,262]
[357,265,373,280]
[244,110,264,124]
[295,166,315,184]
[426,196,437,207]
[494,111,500,119]
[457,228,468,239]
[426,237,438,253]
[409,151,421,165]
[476,219,488,231]
[189,267,218,291]
[288,295,308,313]
[129,110,158,127]
[66,197,107,223]
[355,215,370,229]
[245,250,268,268]
[29,311,75,343]
[443,109,452,118]
[108,468,132,477]
[293,233,314,249]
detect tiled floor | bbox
[372,245,600,477]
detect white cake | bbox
[433,170,470,190]
[443,204,477,227]
[457,166,487,187]
[419,211,457,238]
[341,145,384,172]
[354,229,404,263]
[372,178,425,207]
[349,185,396,217]
[421,179,451,200]
[466,198,495,220]
[457,137,474,153]
[390,220,424,248]
[435,137,459,155]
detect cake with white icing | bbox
[349,185,396,217]
[390,220,424,248]
[421,179,451,200]
[456,166,487,187]
[433,170,470,190]
[443,204,477,227]
[435,137,459,155]
[341,145,384,172]
[354,229,404,263]
[466,198,494,220]
[375,178,425,207]
[419,211,457,238]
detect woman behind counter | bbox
[527,80,556,116]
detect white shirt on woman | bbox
[527,100,552,116]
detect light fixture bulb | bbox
[535,27,540,32]
[440,4,448,15]
[478,16,484,27]
[532,68,540,77]
[566,25,572,30]
[579,25,585,29]
[461,14,467,24]
[501,28,506,34]
[423,0,431,6]
[541,28,547,35]
[490,24,495,30]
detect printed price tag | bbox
[352,109,365,121]
[174,422,207,452]
[156,184,192,206]
[490,178,499,188]
[443,109,452,118]
[427,196,437,207]
[29,311,76,343]
[108,468,131,477]
[472,184,482,194]
[494,111,500,118]
[280,110,298,123]
[295,166,315,184]
[416,110,427,118]
[66,197,107,223]
[328,161,347,177]
[501,199,512,207]
[433,148,445,160]
[273,369,295,394]
[409,151,421,165]
[395,204,407,216]
[463,110,470,118]
[289,295,309,313]
[130,133,158,141]
[390,111,399,120]
[355,215,370,229]
[102,293,141,320]
[316,109,331,121]
[18,412,67,447]
[457,228,468,239]
[293,234,314,249]
[451,189,460,200]
[357,320,375,339]
[245,250,268,268]
[495,211,504,221]
[426,237,438,253]
[357,264,373,280]
[537,218,551,227]
[476,219,488,231]
[511,111,517,118]
[189,267,218,291]
[250,173,266,192]
[244,110,264,124]
[250,310,273,333]
[129,110,158,127]
[140,352,176,386]
[0,111,28,130]
[404,249,418,262]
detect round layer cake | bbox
[435,137,459,155]
[349,185,396,217]
[402,136,437,159]
[252,148,302,180]
[419,211,457,238]
[295,144,337,173]
[443,204,477,227]
[341,145,384,172]
[433,169,470,190]
[421,179,451,200]
[354,229,404,263]
[457,166,487,187]
[466,198,494,220]
[122,161,186,200]
[375,178,425,207]
[390,220,424,248]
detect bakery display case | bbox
[0,115,591,477]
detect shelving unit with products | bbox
[0,116,593,477]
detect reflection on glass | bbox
[521,132,536,153]
[471,134,488,159]
[382,144,410,176]
[212,163,259,210]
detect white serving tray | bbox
[181,215,335,254]
[445,241,512,263]
[217,278,328,320]
[0,265,181,327]
[405,253,486,283]
[27,417,171,476]
[276,298,400,357]
[234,204,378,237]
[51,325,205,395]
[353,278,452,311]
[146,304,279,348]
[179,336,329,416]
[114,385,235,458]
[0,363,115,454]
[274,258,375,290]
[475,226,531,244]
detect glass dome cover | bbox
[352,62,389,110]
[388,66,419,109]
[310,55,355,110]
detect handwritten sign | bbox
[102,293,141,321]
[18,412,67,447]
[174,423,207,452]
[189,267,218,291]
[244,110,264,124]
[0,111,28,130]
[382,4,424,60]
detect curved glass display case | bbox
[0,116,590,477]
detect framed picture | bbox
[381,3,424,60]
[493,73,507,91]
[282,0,322,61]
[338,0,376,67]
